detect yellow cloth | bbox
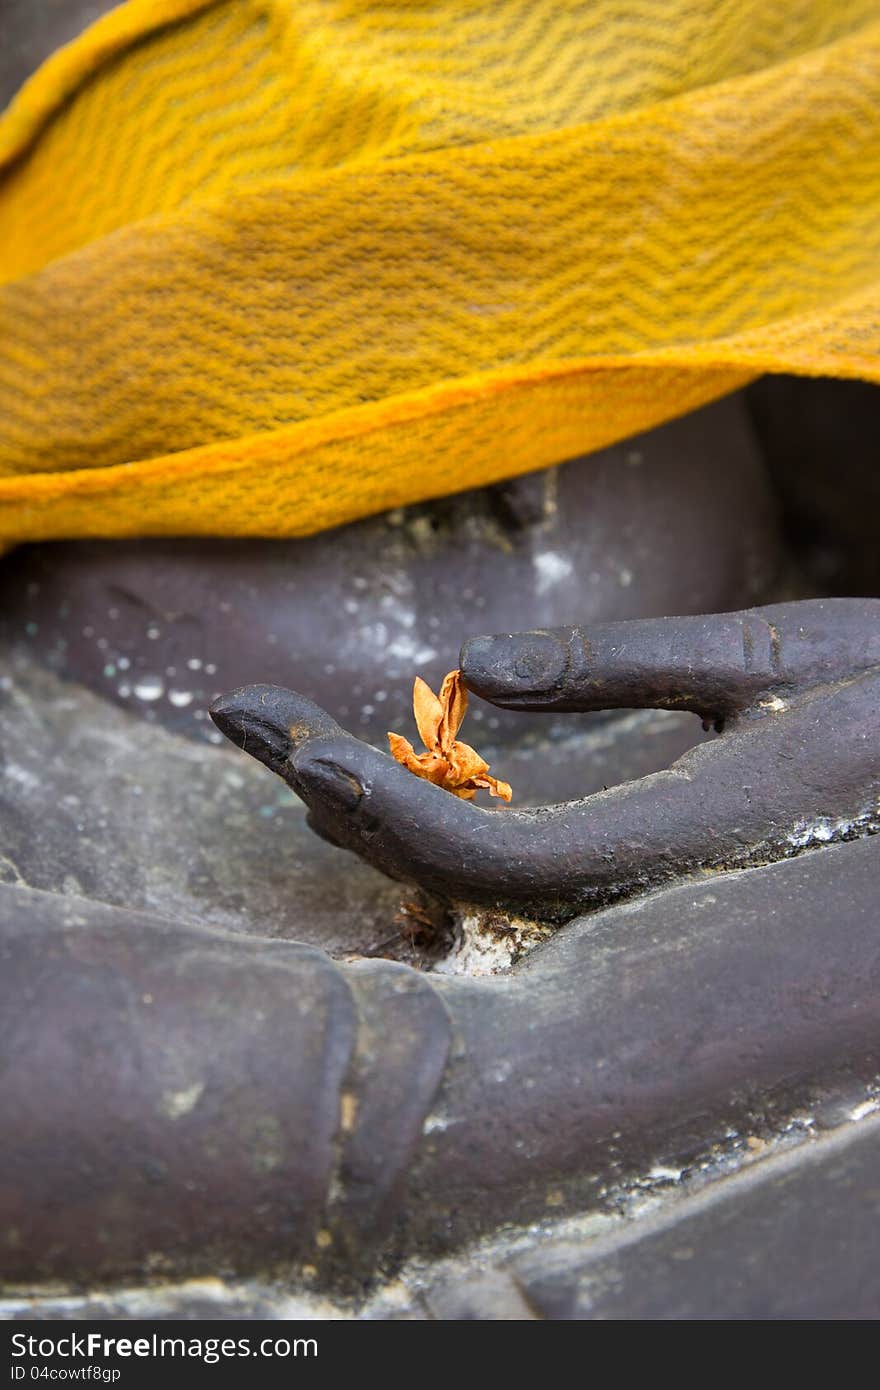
[1,0,880,544]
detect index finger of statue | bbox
[211,670,880,923]
[461,598,880,722]
[210,683,494,887]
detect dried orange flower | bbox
[388,669,512,802]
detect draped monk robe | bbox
[1,0,880,546]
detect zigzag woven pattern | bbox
[1,0,879,542]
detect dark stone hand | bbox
[211,599,880,919]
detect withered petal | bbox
[393,668,513,803]
[472,774,513,803]
[388,733,452,788]
[412,676,444,751]
[420,755,454,787]
[438,669,468,747]
[387,731,423,774]
[449,738,490,783]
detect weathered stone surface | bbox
[406,833,880,1253]
[1,835,877,1291]
[2,1,877,1324]
[6,1105,879,1321]
[506,1111,880,1319]
[0,884,359,1287]
[0,394,780,748]
[0,881,453,1288]
[0,643,711,951]
[0,645,401,955]
[214,601,880,922]
[747,374,880,595]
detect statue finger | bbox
[461,598,880,722]
[211,671,880,921]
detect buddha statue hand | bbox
[211,599,880,920]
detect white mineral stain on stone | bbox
[433,911,552,977]
[787,813,869,850]
[356,621,388,650]
[387,634,437,665]
[161,1082,205,1119]
[5,763,39,791]
[379,594,416,628]
[850,1098,880,1122]
[422,1111,462,1134]
[533,551,573,594]
[133,676,164,701]
[648,1165,684,1182]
